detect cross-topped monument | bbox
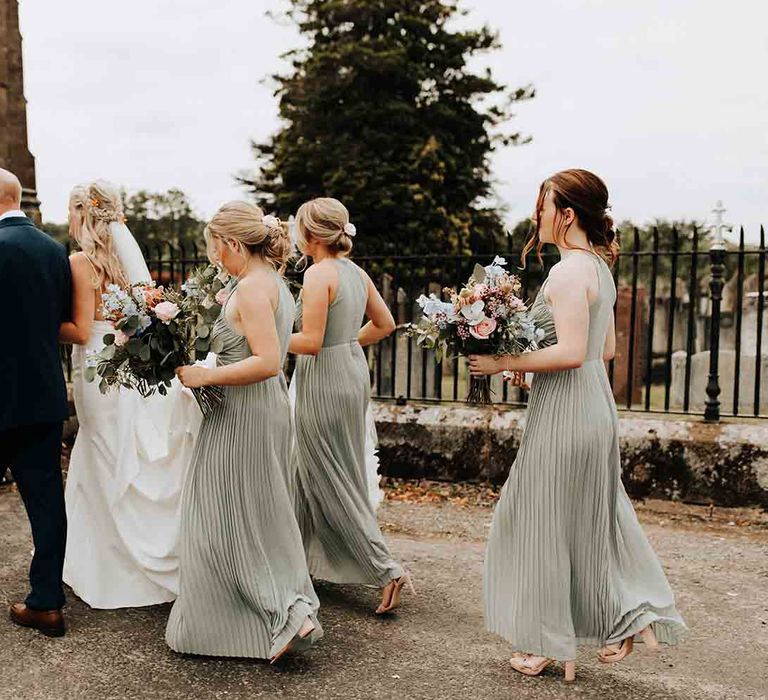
[0,0,41,221]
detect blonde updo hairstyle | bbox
[71,180,129,290]
[204,201,291,273]
[295,197,354,267]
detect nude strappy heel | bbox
[639,626,660,651]
[598,625,658,663]
[375,573,416,614]
[269,617,316,664]
[509,655,576,683]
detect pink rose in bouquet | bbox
[469,317,497,340]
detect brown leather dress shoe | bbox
[9,603,66,637]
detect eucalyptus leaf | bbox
[103,333,115,346]
[211,337,224,355]
[122,316,139,332]
[197,324,210,339]
[473,263,486,283]
[126,338,143,356]
[84,366,97,383]
[102,344,116,360]
[139,344,151,361]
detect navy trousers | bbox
[0,423,67,610]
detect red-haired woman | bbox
[469,170,685,683]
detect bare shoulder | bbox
[546,256,593,297]
[69,251,88,265]
[69,251,94,275]
[304,259,339,285]
[237,270,277,306]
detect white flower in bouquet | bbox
[460,300,486,326]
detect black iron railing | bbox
[60,226,768,420]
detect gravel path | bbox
[1,486,767,700]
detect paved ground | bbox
[1,484,767,700]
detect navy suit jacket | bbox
[0,216,71,431]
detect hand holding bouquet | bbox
[408,256,543,404]
[86,265,231,415]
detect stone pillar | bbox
[0,0,41,222]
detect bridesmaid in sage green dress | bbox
[470,170,685,683]
[289,197,414,615]
[167,202,321,662]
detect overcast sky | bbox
[18,0,768,242]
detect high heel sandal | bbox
[269,617,316,664]
[639,626,660,651]
[509,655,576,683]
[375,573,416,614]
[598,626,658,664]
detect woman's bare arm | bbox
[288,264,333,356]
[59,253,96,345]
[603,309,616,361]
[358,272,396,347]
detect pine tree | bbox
[241,0,534,257]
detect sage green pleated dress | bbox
[166,272,322,658]
[484,252,686,661]
[292,258,404,586]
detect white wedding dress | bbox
[63,223,202,609]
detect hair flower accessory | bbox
[262,214,280,229]
[344,222,357,237]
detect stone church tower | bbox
[0,0,41,221]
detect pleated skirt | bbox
[293,342,404,586]
[484,359,686,661]
[165,377,322,658]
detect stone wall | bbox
[372,399,768,508]
[59,387,768,508]
[0,0,41,219]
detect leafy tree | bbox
[242,0,534,258]
[122,189,204,252]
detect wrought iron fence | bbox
[61,226,768,421]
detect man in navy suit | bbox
[0,168,70,636]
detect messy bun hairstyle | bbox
[205,201,291,272]
[71,180,129,289]
[522,168,619,268]
[295,197,355,267]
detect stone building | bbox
[0,0,40,221]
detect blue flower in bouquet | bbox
[483,256,508,283]
[417,293,456,320]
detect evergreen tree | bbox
[242,0,534,257]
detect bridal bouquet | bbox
[86,265,231,415]
[408,256,543,404]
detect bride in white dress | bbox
[59,180,201,609]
